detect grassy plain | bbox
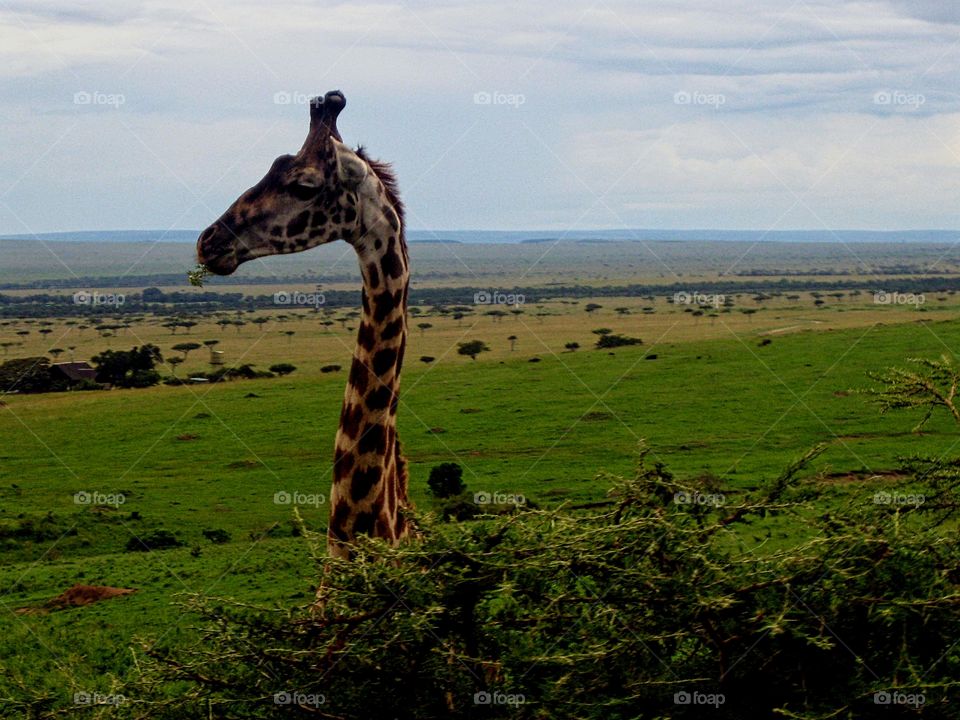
[1,238,959,713]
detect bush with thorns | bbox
[117,441,960,720]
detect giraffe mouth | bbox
[196,225,239,275]
[200,251,239,276]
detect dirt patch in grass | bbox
[226,460,260,470]
[820,470,908,484]
[582,411,613,422]
[17,584,137,614]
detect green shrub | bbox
[92,345,163,387]
[438,494,480,521]
[595,333,642,349]
[122,448,960,719]
[205,364,274,382]
[426,462,465,498]
[0,357,70,393]
[202,528,231,544]
[125,530,183,552]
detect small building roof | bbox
[51,361,97,382]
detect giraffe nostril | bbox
[199,226,216,244]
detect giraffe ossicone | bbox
[196,90,411,560]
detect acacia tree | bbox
[91,345,163,388]
[457,340,489,361]
[172,342,202,360]
[269,363,297,376]
[861,356,960,431]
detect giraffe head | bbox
[197,90,372,275]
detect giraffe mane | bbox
[355,146,405,232]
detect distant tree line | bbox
[3,276,960,319]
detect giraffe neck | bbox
[327,215,409,560]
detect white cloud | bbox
[1,0,960,232]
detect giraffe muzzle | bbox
[196,223,239,275]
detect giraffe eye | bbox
[289,178,323,201]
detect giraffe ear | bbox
[337,148,368,189]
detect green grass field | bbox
[2,306,959,711]
[2,238,960,716]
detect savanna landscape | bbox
[4,1,960,718]
[3,237,959,717]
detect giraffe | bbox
[196,90,411,560]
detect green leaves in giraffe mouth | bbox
[187,264,213,287]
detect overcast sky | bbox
[1,0,959,235]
